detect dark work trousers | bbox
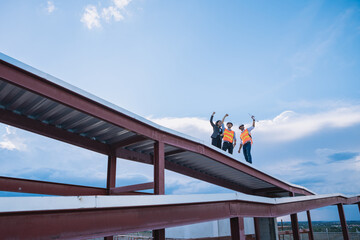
[222,141,233,154]
[211,136,222,149]
[243,142,252,163]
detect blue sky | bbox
[0,0,360,221]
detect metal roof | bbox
[0,53,314,197]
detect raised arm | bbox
[221,114,229,125]
[210,112,216,127]
[251,115,255,127]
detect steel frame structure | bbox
[0,194,358,239]
[0,53,359,240]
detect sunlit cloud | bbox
[113,0,132,9]
[255,106,360,142]
[81,5,101,29]
[148,116,211,142]
[81,0,133,29]
[148,106,360,144]
[0,126,27,151]
[102,6,124,22]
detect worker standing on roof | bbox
[210,112,228,149]
[221,121,236,154]
[238,116,256,163]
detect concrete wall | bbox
[257,218,279,240]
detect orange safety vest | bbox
[223,129,235,143]
[240,129,253,145]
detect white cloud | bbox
[81,0,133,29]
[46,1,55,14]
[148,116,211,142]
[102,6,124,22]
[255,106,360,142]
[0,126,27,151]
[81,5,101,29]
[113,0,132,9]
[148,106,360,144]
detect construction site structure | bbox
[0,52,359,240]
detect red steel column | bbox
[337,204,350,240]
[153,141,165,240]
[289,192,300,240]
[230,217,246,240]
[290,213,300,240]
[107,155,117,192]
[154,142,165,195]
[306,210,314,240]
[154,141,165,195]
[106,155,117,240]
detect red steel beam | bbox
[306,210,314,240]
[0,194,358,239]
[0,176,107,196]
[0,201,232,240]
[113,191,153,195]
[229,201,273,218]
[230,217,246,240]
[110,182,154,194]
[273,196,348,216]
[0,61,313,196]
[345,196,360,205]
[337,204,350,240]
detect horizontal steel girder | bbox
[0,194,358,239]
[0,176,107,196]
